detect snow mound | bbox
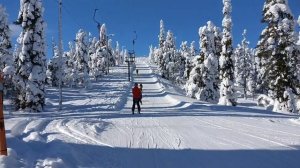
[23,132,45,142]
[0,149,23,168]
[257,94,274,110]
[290,118,300,125]
[36,158,65,168]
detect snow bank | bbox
[0,149,23,168]
[36,158,65,168]
[257,94,274,110]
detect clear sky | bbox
[1,0,300,58]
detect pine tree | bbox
[88,37,98,79]
[213,26,222,72]
[65,41,76,87]
[184,41,196,80]
[99,24,110,75]
[107,38,115,68]
[115,41,121,65]
[162,30,176,80]
[234,30,254,99]
[218,0,237,106]
[157,19,166,73]
[190,41,197,57]
[148,45,155,63]
[46,41,60,87]
[256,0,299,113]
[297,16,300,84]
[195,21,220,103]
[178,41,189,81]
[74,29,90,88]
[0,5,14,85]
[185,56,204,99]
[159,19,165,49]
[298,16,300,45]
[14,0,46,112]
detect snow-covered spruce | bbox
[64,41,77,87]
[74,29,90,88]
[88,36,99,80]
[96,24,112,75]
[115,41,122,65]
[234,30,255,99]
[162,30,178,81]
[298,16,300,46]
[182,42,194,81]
[0,5,13,73]
[0,5,15,95]
[148,45,155,64]
[218,0,237,106]
[14,0,46,112]
[46,40,60,87]
[159,29,172,79]
[194,21,220,103]
[256,0,299,113]
[156,19,166,75]
[185,56,204,99]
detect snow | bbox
[1,58,300,167]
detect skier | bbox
[136,69,139,76]
[139,83,143,105]
[132,83,142,114]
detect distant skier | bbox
[139,83,143,105]
[136,69,139,76]
[132,83,142,114]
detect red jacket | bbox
[132,86,142,99]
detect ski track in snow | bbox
[191,117,297,150]
[56,119,114,148]
[3,58,300,168]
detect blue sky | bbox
[1,0,300,58]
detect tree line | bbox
[0,1,126,112]
[149,0,300,113]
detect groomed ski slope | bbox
[1,58,300,168]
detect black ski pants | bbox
[132,98,141,114]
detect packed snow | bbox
[0,58,300,168]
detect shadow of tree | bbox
[8,136,300,168]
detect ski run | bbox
[0,59,300,168]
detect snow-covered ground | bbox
[1,58,300,168]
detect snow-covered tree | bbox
[256,0,299,113]
[107,38,115,68]
[183,41,195,80]
[195,21,220,103]
[157,20,166,69]
[74,29,90,88]
[297,16,300,45]
[180,41,189,58]
[213,26,222,72]
[178,41,189,80]
[88,36,97,68]
[148,45,155,63]
[64,41,76,87]
[0,5,14,84]
[185,56,204,99]
[162,30,177,80]
[46,41,60,87]
[297,16,300,84]
[115,41,121,65]
[14,0,46,112]
[159,19,165,49]
[97,24,111,75]
[218,0,237,106]
[234,30,254,99]
[88,37,98,79]
[190,41,197,57]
